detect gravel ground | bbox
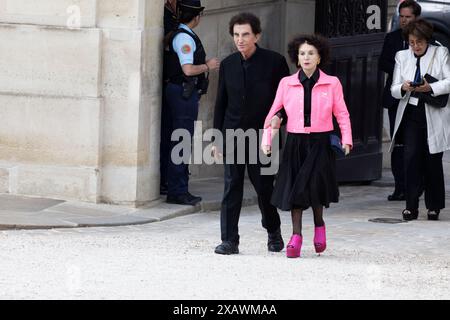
[1,186,449,300]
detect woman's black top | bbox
[298,68,320,127]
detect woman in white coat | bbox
[391,18,450,221]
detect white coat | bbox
[390,45,450,154]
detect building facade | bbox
[0,0,395,205]
[1,0,167,205]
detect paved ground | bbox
[1,151,448,231]
[0,153,449,299]
[0,193,449,300]
[0,178,257,230]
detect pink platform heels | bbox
[314,225,327,254]
[286,234,302,258]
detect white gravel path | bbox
[1,194,449,300]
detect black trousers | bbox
[403,106,445,211]
[220,144,281,244]
[388,103,405,194]
[165,83,199,196]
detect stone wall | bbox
[0,0,163,205]
[0,0,397,204]
[0,0,316,204]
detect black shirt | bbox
[299,68,320,127]
[240,52,252,91]
[214,47,290,131]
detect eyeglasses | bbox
[409,39,426,47]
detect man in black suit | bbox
[212,13,290,255]
[379,0,421,201]
[160,0,178,196]
[164,0,178,36]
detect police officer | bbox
[163,0,220,205]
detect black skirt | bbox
[271,132,339,211]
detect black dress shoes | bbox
[267,228,284,252]
[214,241,239,255]
[388,192,405,201]
[166,192,202,206]
[402,209,418,221]
[427,210,440,221]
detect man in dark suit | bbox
[164,0,178,36]
[212,13,290,255]
[379,0,421,201]
[160,0,178,196]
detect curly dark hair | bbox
[402,18,434,42]
[229,12,262,36]
[287,34,331,68]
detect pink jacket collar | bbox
[286,69,334,86]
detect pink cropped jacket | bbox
[262,70,353,147]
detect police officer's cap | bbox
[178,0,205,14]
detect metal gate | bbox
[315,0,388,182]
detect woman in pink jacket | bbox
[261,35,353,258]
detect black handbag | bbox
[417,48,449,108]
[417,73,449,108]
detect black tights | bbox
[291,207,325,236]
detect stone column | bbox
[0,0,163,206]
[97,0,163,206]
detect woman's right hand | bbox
[402,81,414,92]
[261,144,272,155]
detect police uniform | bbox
[164,24,207,87]
[163,8,208,203]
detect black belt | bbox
[167,75,185,85]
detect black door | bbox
[316,0,388,182]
